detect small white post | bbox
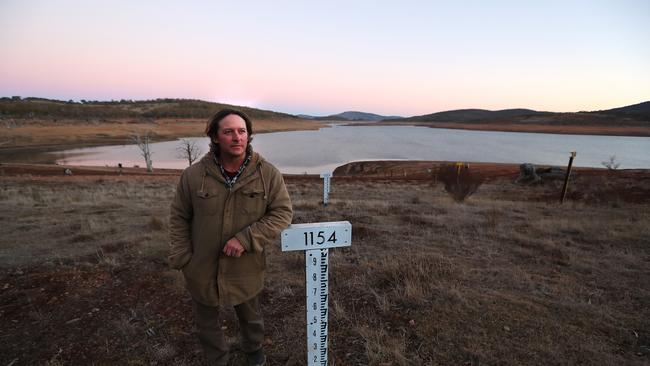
[320,172,332,206]
[281,221,352,366]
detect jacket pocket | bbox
[239,188,266,216]
[195,190,220,215]
[240,188,264,198]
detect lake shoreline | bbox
[0,117,325,154]
[2,118,649,159]
[345,120,650,137]
[2,160,646,180]
[3,121,648,171]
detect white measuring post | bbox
[281,221,352,366]
[320,172,332,206]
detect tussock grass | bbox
[0,180,172,267]
[284,179,649,365]
[357,325,409,365]
[1,176,648,365]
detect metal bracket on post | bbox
[320,172,332,206]
[281,221,352,366]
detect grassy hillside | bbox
[0,98,322,151]
[384,102,650,125]
[0,97,297,121]
[592,101,650,120]
[392,108,546,123]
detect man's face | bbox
[214,114,248,159]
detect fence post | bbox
[560,151,577,204]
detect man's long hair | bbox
[205,109,254,155]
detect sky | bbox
[1,0,649,116]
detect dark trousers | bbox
[193,296,264,365]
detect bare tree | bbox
[176,138,202,166]
[132,132,153,172]
[601,155,620,170]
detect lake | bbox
[50,125,650,173]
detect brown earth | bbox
[0,117,324,152]
[1,162,649,365]
[356,121,650,137]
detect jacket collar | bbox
[199,149,263,187]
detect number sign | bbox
[282,221,351,251]
[281,221,352,366]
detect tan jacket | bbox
[169,150,292,306]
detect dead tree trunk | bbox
[133,133,153,172]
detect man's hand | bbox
[223,237,245,257]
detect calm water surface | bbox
[51,125,650,173]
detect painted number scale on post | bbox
[306,249,328,364]
[320,172,332,206]
[281,221,352,366]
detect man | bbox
[169,109,293,366]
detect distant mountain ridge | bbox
[390,108,546,123]
[314,111,403,121]
[2,96,648,123]
[593,101,650,119]
[312,101,650,123]
[380,102,649,124]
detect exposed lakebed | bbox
[47,125,650,173]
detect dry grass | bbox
[0,117,324,150]
[279,177,650,365]
[0,179,172,267]
[1,173,649,365]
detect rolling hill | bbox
[592,101,650,120]
[379,102,649,126]
[0,97,299,121]
[313,111,403,121]
[2,97,648,125]
[388,108,546,122]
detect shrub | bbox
[436,163,484,202]
[601,155,620,170]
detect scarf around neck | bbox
[214,152,251,189]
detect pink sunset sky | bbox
[1,0,649,116]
